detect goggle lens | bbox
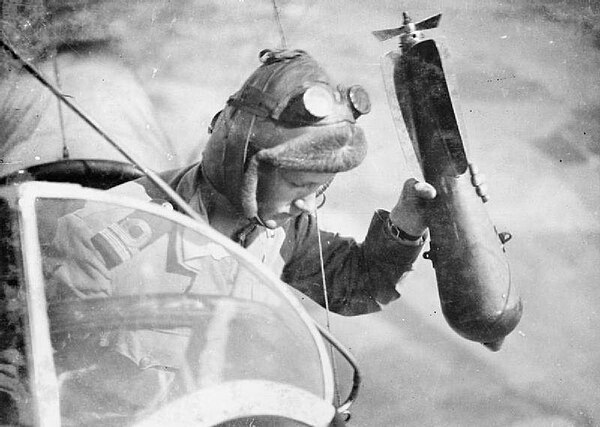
[302,86,335,118]
[348,85,371,117]
[290,84,370,123]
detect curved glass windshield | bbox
[34,196,329,426]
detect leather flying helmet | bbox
[202,48,370,220]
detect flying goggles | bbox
[228,82,371,126]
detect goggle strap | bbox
[227,86,279,118]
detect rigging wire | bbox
[271,0,288,48]
[51,54,70,160]
[315,209,341,407]
[45,0,69,160]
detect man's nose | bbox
[293,194,317,214]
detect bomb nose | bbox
[482,338,504,352]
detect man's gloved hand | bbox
[389,178,437,237]
[389,164,488,237]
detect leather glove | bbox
[389,163,488,237]
[389,178,436,237]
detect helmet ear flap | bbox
[240,155,260,219]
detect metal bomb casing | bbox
[400,40,522,350]
[376,14,523,350]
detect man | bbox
[124,48,439,311]
[54,47,442,314]
[9,48,487,423]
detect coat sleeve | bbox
[46,181,172,300]
[281,209,425,316]
[48,212,114,299]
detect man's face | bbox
[256,166,335,227]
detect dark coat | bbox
[136,162,425,316]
